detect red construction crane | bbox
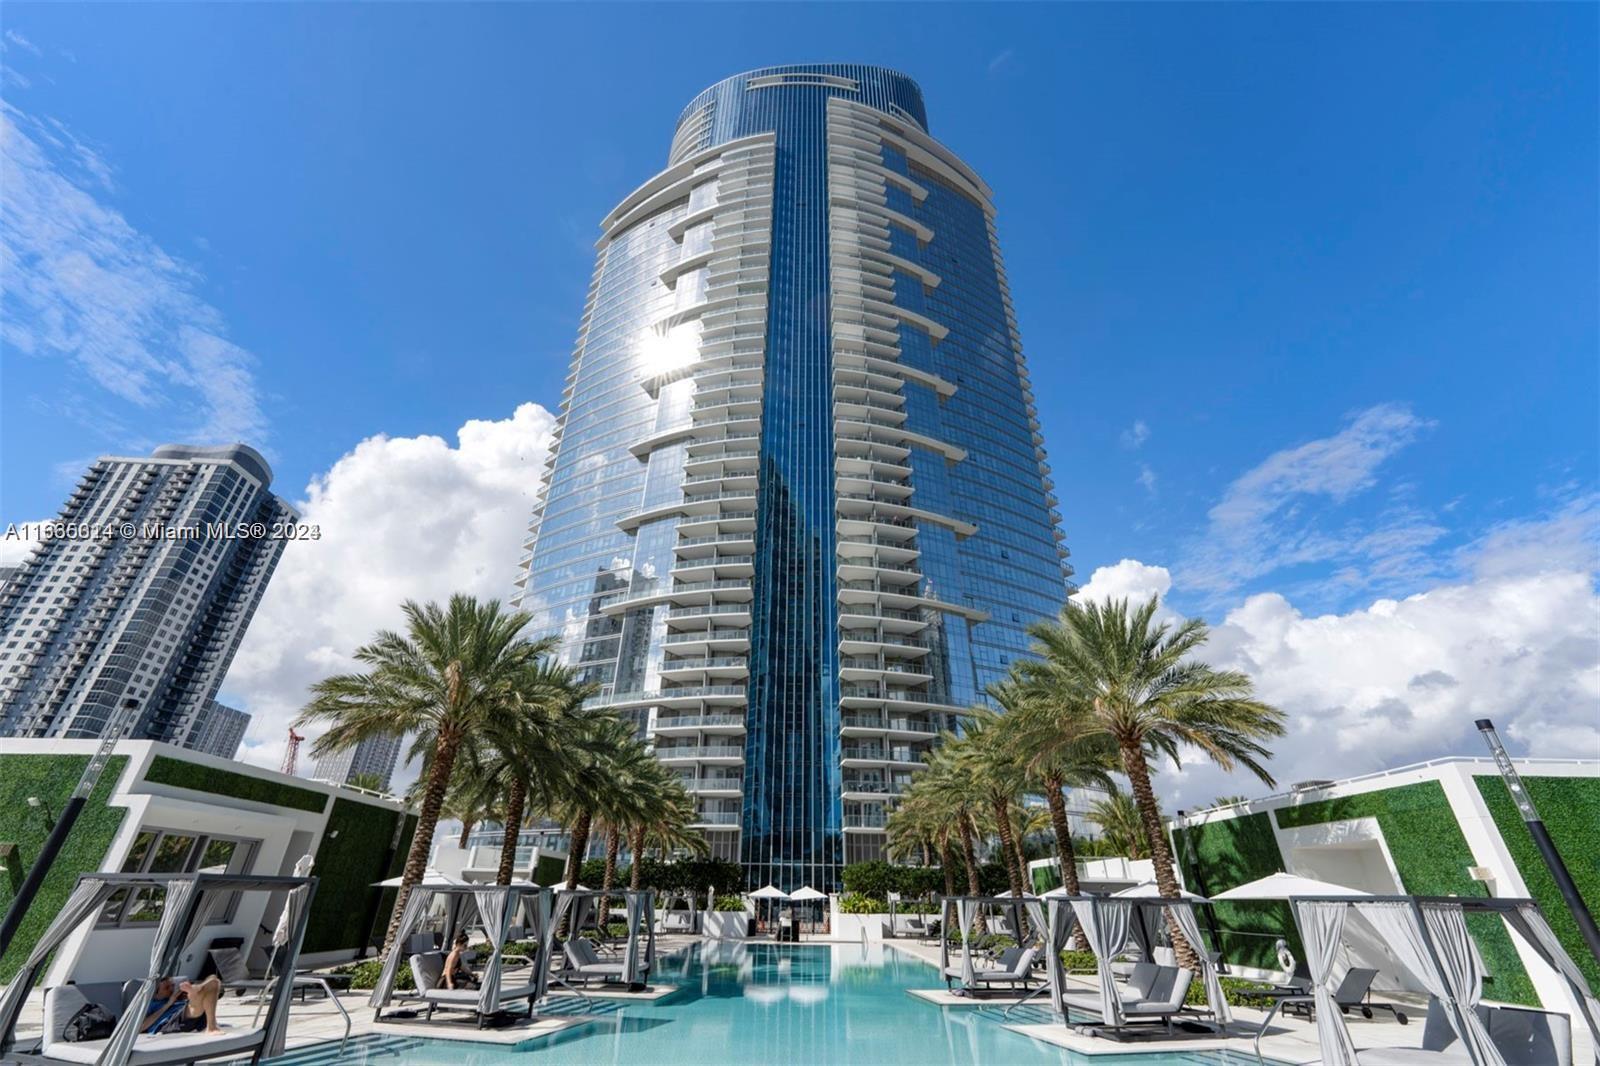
[281,728,305,776]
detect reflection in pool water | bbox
[270,942,1278,1065]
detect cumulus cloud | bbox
[1068,500,1600,808]
[1179,403,1440,599]
[220,403,556,774]
[1,101,266,447]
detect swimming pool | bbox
[268,943,1278,1065]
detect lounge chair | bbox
[403,952,539,1027]
[944,945,1042,994]
[1120,965,1193,1032]
[20,982,266,1066]
[660,910,694,933]
[1355,999,1578,1066]
[560,937,645,987]
[1284,966,1408,1024]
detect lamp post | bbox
[1476,718,1600,967]
[0,700,136,959]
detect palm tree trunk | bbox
[1044,775,1091,950]
[496,777,527,886]
[1008,812,1028,891]
[565,809,592,890]
[598,825,620,931]
[458,818,476,850]
[628,826,646,891]
[957,814,986,934]
[1119,739,1198,971]
[383,730,459,958]
[939,841,955,898]
[991,797,1027,899]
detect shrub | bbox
[334,959,414,991]
[839,861,946,901]
[713,895,746,912]
[1059,950,1097,972]
[839,893,884,914]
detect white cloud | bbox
[1180,403,1437,597]
[221,403,557,776]
[1120,419,1150,450]
[1070,500,1600,807]
[1136,462,1158,497]
[4,30,42,57]
[1,102,265,446]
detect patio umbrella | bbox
[789,886,826,940]
[1212,872,1371,900]
[750,885,789,899]
[370,868,460,888]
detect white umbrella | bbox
[1113,880,1208,900]
[370,867,460,888]
[273,855,315,946]
[1212,871,1371,901]
[750,884,789,900]
[789,886,826,902]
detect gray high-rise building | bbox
[512,66,1071,890]
[0,444,295,747]
[188,700,251,759]
[311,732,402,791]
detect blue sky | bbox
[3,4,1596,790]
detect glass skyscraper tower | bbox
[513,65,1070,890]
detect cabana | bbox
[1290,894,1600,1066]
[549,889,656,989]
[655,889,700,934]
[0,872,317,1066]
[938,895,1045,995]
[368,883,550,1028]
[1043,893,1232,1036]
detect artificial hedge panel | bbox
[0,755,129,982]
[144,755,327,814]
[1474,774,1600,995]
[1277,780,1536,1005]
[1173,811,1299,970]
[303,799,412,954]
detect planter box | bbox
[830,912,889,942]
[704,911,748,939]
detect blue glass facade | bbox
[515,66,1069,890]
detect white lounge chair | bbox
[405,952,539,1027]
[560,937,642,986]
[944,945,1041,994]
[24,983,265,1066]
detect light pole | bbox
[1476,718,1600,967]
[0,700,137,959]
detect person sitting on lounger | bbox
[443,932,479,990]
[142,975,223,1036]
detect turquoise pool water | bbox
[270,943,1277,1065]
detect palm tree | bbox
[299,595,550,956]
[438,773,503,850]
[459,659,597,885]
[918,742,985,900]
[554,715,642,891]
[992,676,1117,904]
[1019,595,1284,969]
[952,712,1031,901]
[1087,788,1150,859]
[886,791,956,897]
[592,734,660,920]
[626,772,705,891]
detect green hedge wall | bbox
[1474,775,1600,995]
[0,755,129,982]
[303,798,412,954]
[1278,781,1536,1005]
[1174,811,1299,970]
[144,755,327,814]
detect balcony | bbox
[653,713,747,735]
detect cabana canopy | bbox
[0,872,317,1066]
[369,883,552,1018]
[1113,880,1208,900]
[1290,894,1600,1066]
[549,889,656,986]
[1042,893,1232,1030]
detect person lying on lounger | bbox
[142,975,223,1036]
[444,932,480,990]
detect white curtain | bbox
[1504,903,1600,1064]
[0,877,113,1052]
[1360,901,1505,1066]
[1072,898,1132,1026]
[99,877,199,1066]
[473,888,511,1014]
[528,889,555,1004]
[1024,899,1047,948]
[1044,899,1078,1019]
[624,893,648,984]
[1295,900,1358,1066]
[369,886,431,1009]
[957,899,978,986]
[1168,901,1231,1024]
[1420,904,1503,1066]
[260,879,311,1057]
